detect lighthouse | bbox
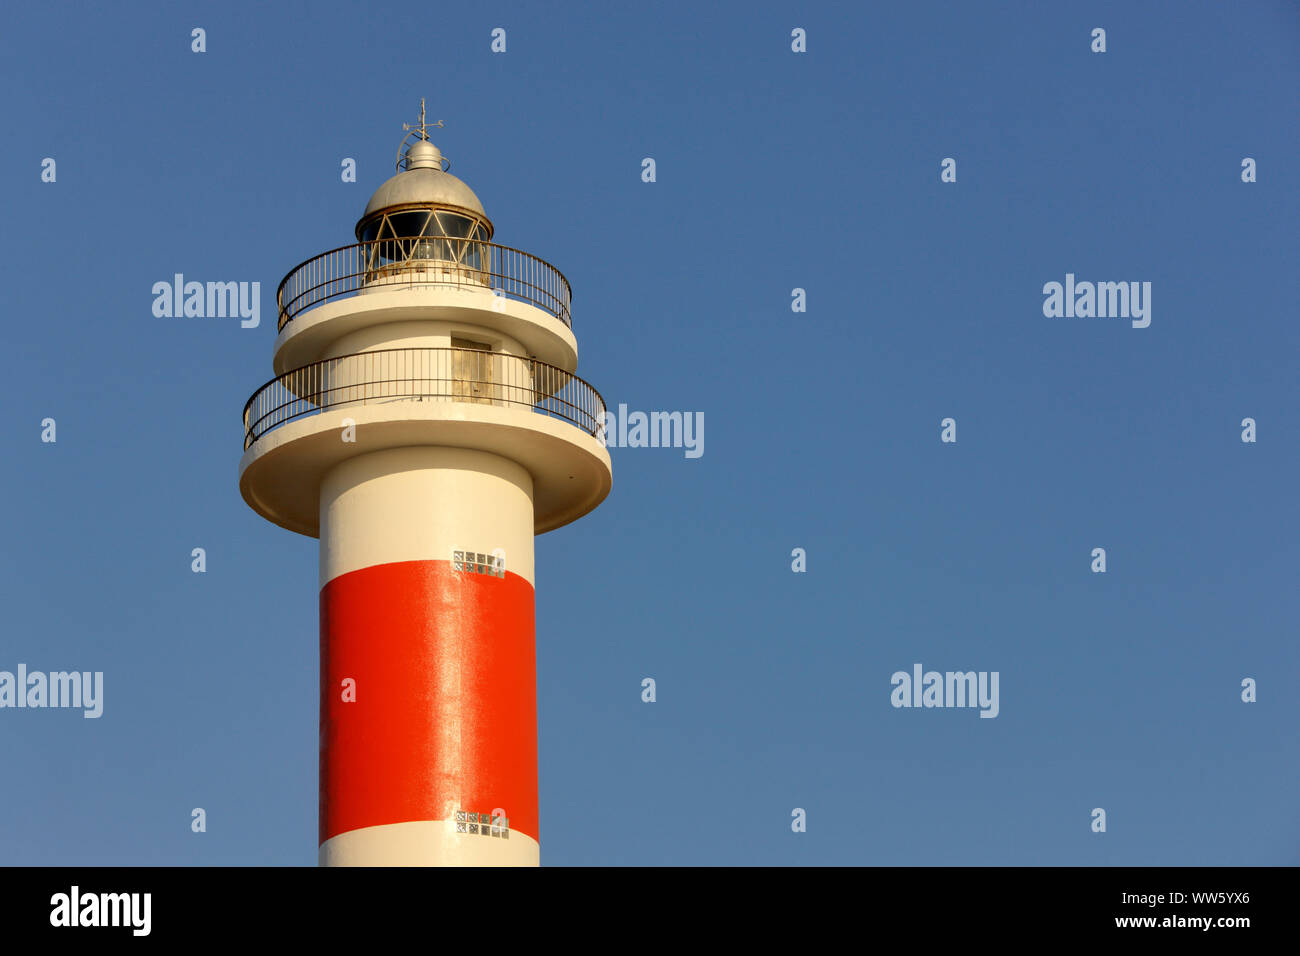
[238,103,611,866]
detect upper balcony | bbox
[276,237,573,333]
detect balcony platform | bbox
[273,282,578,375]
[239,349,611,538]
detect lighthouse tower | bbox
[238,104,611,866]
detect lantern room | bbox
[355,113,495,284]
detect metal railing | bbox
[276,238,572,331]
[242,348,604,450]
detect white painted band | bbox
[319,446,536,588]
[319,820,540,867]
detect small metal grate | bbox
[452,550,505,577]
[454,810,510,838]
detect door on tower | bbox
[451,337,495,406]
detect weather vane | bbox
[403,98,444,142]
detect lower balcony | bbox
[238,348,611,537]
[243,347,603,451]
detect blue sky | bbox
[1,0,1296,865]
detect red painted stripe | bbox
[319,559,537,843]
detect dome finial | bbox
[396,99,447,172]
[403,97,442,142]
